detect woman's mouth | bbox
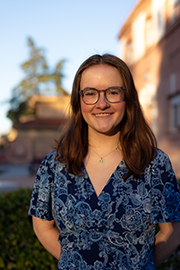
[94,113,111,117]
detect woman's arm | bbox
[154,221,180,267]
[32,216,61,260]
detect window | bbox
[156,8,166,39]
[158,11,163,29]
[169,93,180,132]
[170,72,176,94]
[126,40,133,64]
[146,16,153,47]
[168,0,180,23]
[174,0,180,18]
[151,0,166,42]
[132,12,146,61]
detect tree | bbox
[7,37,67,123]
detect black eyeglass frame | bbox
[78,86,126,105]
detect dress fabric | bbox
[28,149,180,270]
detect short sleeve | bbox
[150,149,180,223]
[28,151,56,221]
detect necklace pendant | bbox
[99,158,105,165]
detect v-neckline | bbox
[83,161,122,198]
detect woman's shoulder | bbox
[41,149,66,170]
[35,150,66,181]
[38,150,59,169]
[146,148,174,174]
[150,148,175,176]
[40,150,57,165]
[154,148,170,163]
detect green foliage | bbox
[0,189,57,269]
[6,100,35,123]
[7,37,68,123]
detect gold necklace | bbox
[91,146,119,165]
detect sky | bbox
[0,0,138,136]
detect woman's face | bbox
[80,64,126,136]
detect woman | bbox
[29,54,180,269]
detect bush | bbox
[0,189,57,269]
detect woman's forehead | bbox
[80,64,123,89]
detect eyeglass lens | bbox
[82,87,124,104]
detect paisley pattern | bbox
[28,149,180,270]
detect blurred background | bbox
[0,0,180,192]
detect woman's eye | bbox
[85,91,96,96]
[111,91,119,95]
[108,90,120,95]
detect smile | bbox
[95,113,111,117]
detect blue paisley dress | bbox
[28,149,180,270]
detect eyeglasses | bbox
[79,86,126,105]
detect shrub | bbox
[0,189,57,269]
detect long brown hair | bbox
[56,54,157,178]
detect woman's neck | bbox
[88,129,121,151]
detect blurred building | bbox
[4,95,70,165]
[119,0,180,177]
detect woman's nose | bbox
[95,91,110,109]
